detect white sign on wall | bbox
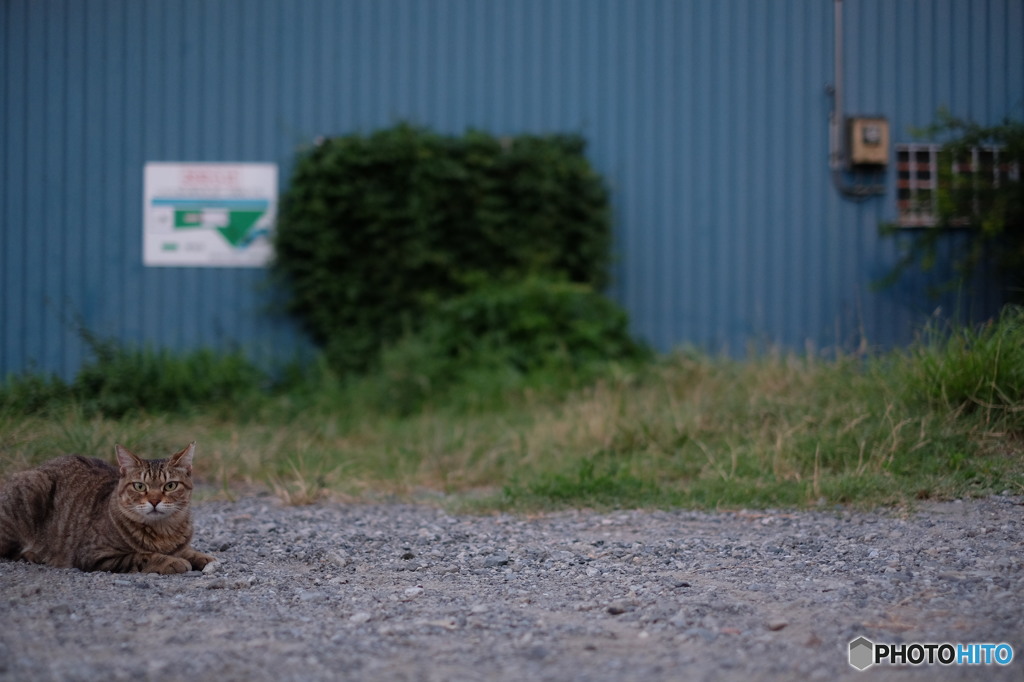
[143,162,278,267]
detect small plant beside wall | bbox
[880,109,1024,304]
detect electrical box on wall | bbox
[847,117,889,167]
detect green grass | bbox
[1,309,1022,511]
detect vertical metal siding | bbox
[2,0,1022,380]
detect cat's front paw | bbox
[186,551,216,571]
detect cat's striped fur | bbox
[0,442,214,573]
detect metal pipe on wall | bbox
[829,0,844,173]
[829,0,885,199]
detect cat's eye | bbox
[163,482,179,492]
[131,482,147,492]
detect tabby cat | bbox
[0,442,214,574]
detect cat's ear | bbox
[114,444,143,474]
[170,441,196,474]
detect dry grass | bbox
[2,328,1022,511]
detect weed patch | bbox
[2,309,1023,510]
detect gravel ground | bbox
[1,494,1021,682]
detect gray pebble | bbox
[483,551,510,567]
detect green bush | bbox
[425,278,649,372]
[0,372,70,415]
[273,124,612,373]
[361,278,651,415]
[1,276,647,419]
[77,346,264,418]
[0,339,268,419]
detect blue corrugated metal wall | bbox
[2,0,1022,379]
